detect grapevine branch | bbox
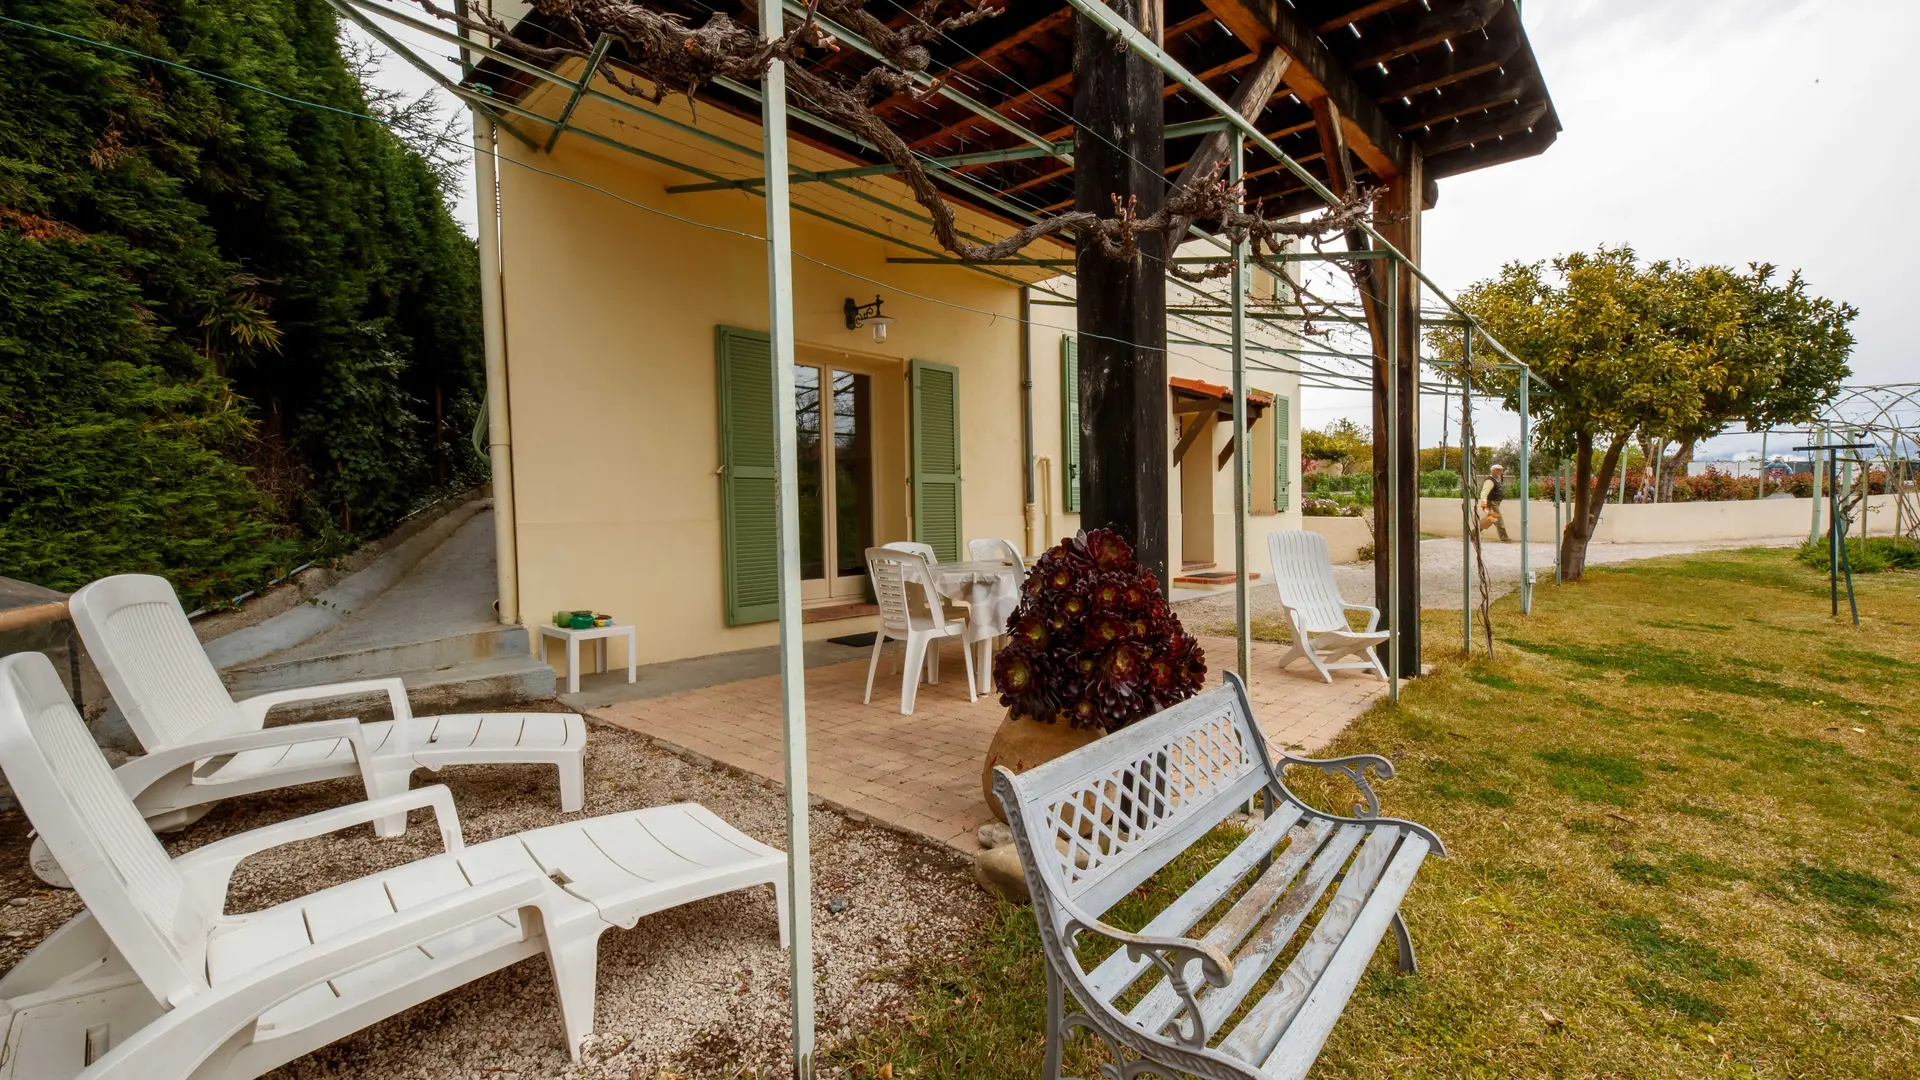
[417,0,1381,300]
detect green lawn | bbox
[826,547,1920,1079]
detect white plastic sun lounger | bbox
[1267,531,1389,683]
[0,651,787,1080]
[68,574,587,840]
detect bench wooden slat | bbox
[1084,803,1305,1002]
[1188,822,1367,1035]
[1217,825,1405,1065]
[1125,817,1342,1034]
[1260,835,1431,1080]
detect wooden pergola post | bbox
[1372,162,1423,676]
[1073,0,1171,591]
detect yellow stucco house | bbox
[474,52,1305,671]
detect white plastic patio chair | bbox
[863,547,974,714]
[966,537,1025,567]
[68,574,586,841]
[1267,530,1389,682]
[0,650,787,1080]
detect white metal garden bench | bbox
[0,651,787,1080]
[1266,530,1389,682]
[68,574,587,841]
[990,674,1442,1080]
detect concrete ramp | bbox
[222,512,554,717]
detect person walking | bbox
[1478,463,1512,542]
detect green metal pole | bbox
[1554,459,1564,586]
[1387,260,1400,701]
[1519,372,1532,614]
[757,4,815,1071]
[1230,129,1251,686]
[1810,425,1825,546]
[1461,344,1472,653]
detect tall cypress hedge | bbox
[0,0,484,604]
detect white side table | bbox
[538,622,637,694]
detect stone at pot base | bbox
[973,844,1029,904]
[976,821,1013,850]
[981,713,1103,822]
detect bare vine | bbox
[415,0,1378,299]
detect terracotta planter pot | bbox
[981,712,1104,822]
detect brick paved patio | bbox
[591,635,1390,854]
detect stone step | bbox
[228,654,558,725]
[223,623,529,696]
[1171,570,1263,588]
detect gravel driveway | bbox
[0,721,990,1079]
[1178,535,1806,631]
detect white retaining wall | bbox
[1416,494,1902,545]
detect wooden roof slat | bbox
[1311,0,1416,33]
[1415,97,1549,156]
[1346,0,1506,69]
[1389,62,1539,131]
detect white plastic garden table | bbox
[925,560,1023,693]
[539,622,637,694]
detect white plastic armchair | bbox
[967,537,1025,567]
[1266,530,1389,682]
[864,547,974,714]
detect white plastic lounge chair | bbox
[863,547,975,714]
[1266,530,1389,682]
[0,651,787,1080]
[67,574,587,840]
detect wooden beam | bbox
[1348,0,1506,68]
[1216,434,1237,471]
[1367,31,1518,98]
[1424,120,1558,179]
[1313,0,1415,32]
[1391,63,1541,131]
[905,70,1073,151]
[1165,46,1293,235]
[1416,97,1549,156]
[1202,0,1409,177]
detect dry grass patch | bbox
[834,548,1920,1079]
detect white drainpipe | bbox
[473,112,520,625]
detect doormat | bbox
[828,632,878,647]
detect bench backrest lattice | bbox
[991,674,1443,1080]
[1267,530,1356,635]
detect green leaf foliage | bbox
[0,0,483,604]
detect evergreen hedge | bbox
[0,0,483,604]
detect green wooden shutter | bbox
[716,326,779,626]
[1272,393,1292,513]
[1061,335,1081,512]
[910,359,963,562]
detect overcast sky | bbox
[355,0,1916,459]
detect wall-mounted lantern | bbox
[843,295,895,344]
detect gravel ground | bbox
[0,720,991,1079]
[1177,535,1806,632]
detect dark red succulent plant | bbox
[991,529,1206,732]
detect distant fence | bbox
[1417,494,1905,545]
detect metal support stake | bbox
[1518,373,1532,614]
[1553,459,1564,586]
[1386,261,1399,700]
[758,6,815,1073]
[1229,129,1251,686]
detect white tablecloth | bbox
[925,560,1023,639]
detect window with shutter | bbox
[1060,335,1081,512]
[1272,393,1293,513]
[716,326,779,626]
[909,359,963,562]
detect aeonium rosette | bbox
[990,529,1206,732]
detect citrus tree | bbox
[1432,247,1854,580]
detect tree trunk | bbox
[1559,431,1626,581]
[1660,438,1694,502]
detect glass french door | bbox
[795,366,875,600]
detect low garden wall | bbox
[1303,515,1373,563]
[1416,494,1903,545]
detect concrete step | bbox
[1171,570,1263,588]
[229,654,558,725]
[223,623,529,695]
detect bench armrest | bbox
[83,871,550,1078]
[115,718,369,802]
[1275,751,1394,818]
[1056,894,1233,1050]
[175,785,463,917]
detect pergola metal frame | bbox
[336,1,1555,1073]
